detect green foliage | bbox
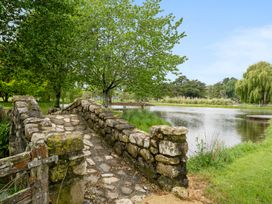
[160,96,235,105]
[236,61,272,105]
[82,0,186,106]
[16,0,82,107]
[207,77,238,99]
[121,109,170,132]
[0,119,9,158]
[169,75,206,98]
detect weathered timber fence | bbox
[62,99,189,190]
[0,96,84,204]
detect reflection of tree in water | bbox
[155,111,202,128]
[235,119,269,142]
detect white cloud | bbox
[200,25,272,84]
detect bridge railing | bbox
[63,99,189,190]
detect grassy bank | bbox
[188,121,272,203]
[121,109,170,132]
[0,101,56,114]
[151,102,272,110]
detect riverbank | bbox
[151,102,272,110]
[188,121,272,203]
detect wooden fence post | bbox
[30,143,49,204]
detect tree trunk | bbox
[54,88,61,108]
[103,90,110,108]
[3,93,9,102]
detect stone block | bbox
[127,143,138,158]
[139,149,154,162]
[159,140,182,156]
[150,125,188,142]
[113,142,125,156]
[119,134,129,143]
[155,154,180,165]
[150,146,158,155]
[46,133,83,156]
[156,162,180,178]
[129,131,150,147]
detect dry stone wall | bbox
[9,96,85,183]
[62,99,189,190]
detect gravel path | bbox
[48,114,160,204]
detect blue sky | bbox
[135,0,272,84]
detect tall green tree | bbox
[169,74,206,98]
[208,77,237,99]
[17,0,80,107]
[82,0,185,107]
[236,61,272,105]
[0,0,31,101]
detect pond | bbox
[147,106,272,156]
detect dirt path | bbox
[141,175,213,204]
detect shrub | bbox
[160,96,235,105]
[188,136,258,172]
[0,121,9,158]
[122,109,170,132]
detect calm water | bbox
[147,106,272,156]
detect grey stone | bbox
[121,187,133,195]
[159,140,182,156]
[63,117,70,123]
[171,186,189,199]
[100,163,111,172]
[135,184,146,193]
[156,162,180,178]
[115,199,133,204]
[73,161,87,176]
[119,134,129,143]
[86,174,99,184]
[83,134,91,140]
[155,154,180,165]
[64,126,75,131]
[106,191,118,200]
[139,149,154,162]
[84,139,94,147]
[127,143,138,158]
[105,155,113,160]
[129,131,150,147]
[102,177,119,184]
[101,173,114,177]
[131,195,146,203]
[86,158,95,166]
[104,184,115,190]
[150,146,159,154]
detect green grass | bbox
[188,121,272,203]
[121,109,170,132]
[152,102,272,110]
[0,101,56,115]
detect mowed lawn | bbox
[203,125,272,204]
[208,148,272,203]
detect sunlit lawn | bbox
[189,122,272,204]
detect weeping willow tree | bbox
[236,61,272,105]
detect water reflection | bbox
[148,106,272,156]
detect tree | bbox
[236,61,272,105]
[0,0,31,101]
[16,0,81,107]
[82,0,185,107]
[207,77,237,99]
[169,74,206,98]
[181,79,206,98]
